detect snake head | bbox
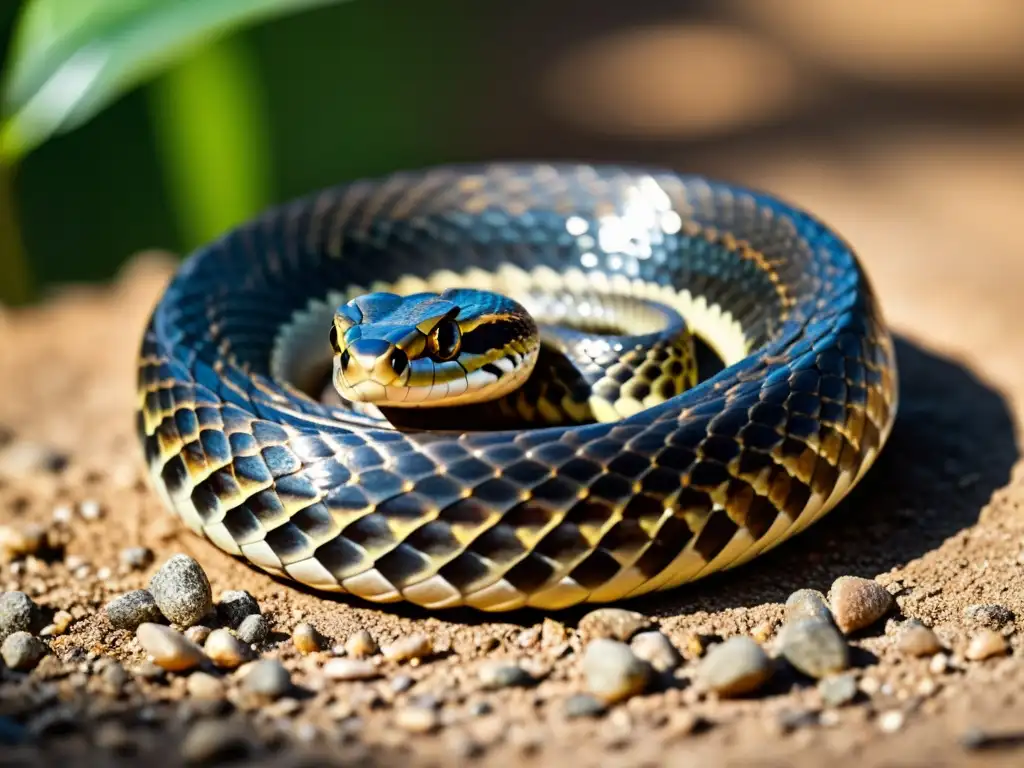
[330,289,539,408]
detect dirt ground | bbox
[2,126,1024,767]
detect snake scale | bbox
[136,164,898,612]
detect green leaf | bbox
[148,36,271,248]
[0,0,349,161]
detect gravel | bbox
[478,661,534,689]
[216,590,260,628]
[895,621,944,657]
[323,658,380,681]
[104,589,164,631]
[119,546,154,570]
[785,589,833,624]
[630,631,682,672]
[963,604,1015,630]
[577,608,651,642]
[818,673,859,707]
[582,638,653,704]
[965,629,1009,660]
[1,631,47,670]
[828,576,894,634]
[186,671,226,700]
[148,554,213,628]
[204,628,253,669]
[236,614,269,646]
[241,659,292,700]
[564,693,606,719]
[345,629,378,658]
[181,719,254,765]
[780,618,850,679]
[695,636,774,697]
[382,633,433,663]
[292,622,323,654]
[0,591,43,641]
[135,623,206,672]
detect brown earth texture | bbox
[2,129,1024,767]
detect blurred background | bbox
[1,0,1023,307]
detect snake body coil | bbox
[137,164,898,611]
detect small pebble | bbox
[78,499,102,520]
[236,614,269,646]
[929,653,950,675]
[185,625,212,645]
[204,628,252,669]
[136,623,206,672]
[100,661,130,692]
[577,608,651,642]
[181,719,253,765]
[564,693,606,719]
[0,591,43,640]
[878,710,905,733]
[241,659,292,700]
[818,672,859,707]
[0,440,65,478]
[965,629,1009,661]
[345,629,378,658]
[186,671,226,700]
[323,658,380,681]
[292,622,323,654]
[93,722,134,753]
[394,706,439,733]
[895,622,944,657]
[104,590,164,631]
[391,674,415,693]
[780,618,850,678]
[50,609,72,635]
[216,590,260,628]
[382,633,432,663]
[541,618,569,646]
[828,576,894,634]
[0,524,48,561]
[1,631,47,670]
[630,631,682,672]
[119,546,154,570]
[964,604,1015,630]
[695,636,773,697]
[478,661,534,689]
[785,589,833,624]
[582,638,652,704]
[148,554,212,628]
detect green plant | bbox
[0,0,351,304]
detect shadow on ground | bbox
[630,334,1019,619]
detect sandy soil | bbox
[2,128,1024,767]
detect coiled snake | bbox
[136,164,898,612]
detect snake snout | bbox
[340,338,408,386]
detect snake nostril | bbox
[340,349,351,370]
[390,348,409,376]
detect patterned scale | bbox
[136,164,897,611]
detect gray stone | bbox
[148,554,212,628]
[780,618,850,678]
[236,614,269,646]
[105,590,163,631]
[216,590,260,628]
[0,591,43,641]
[695,636,773,697]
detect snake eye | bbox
[329,325,340,353]
[429,318,461,362]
